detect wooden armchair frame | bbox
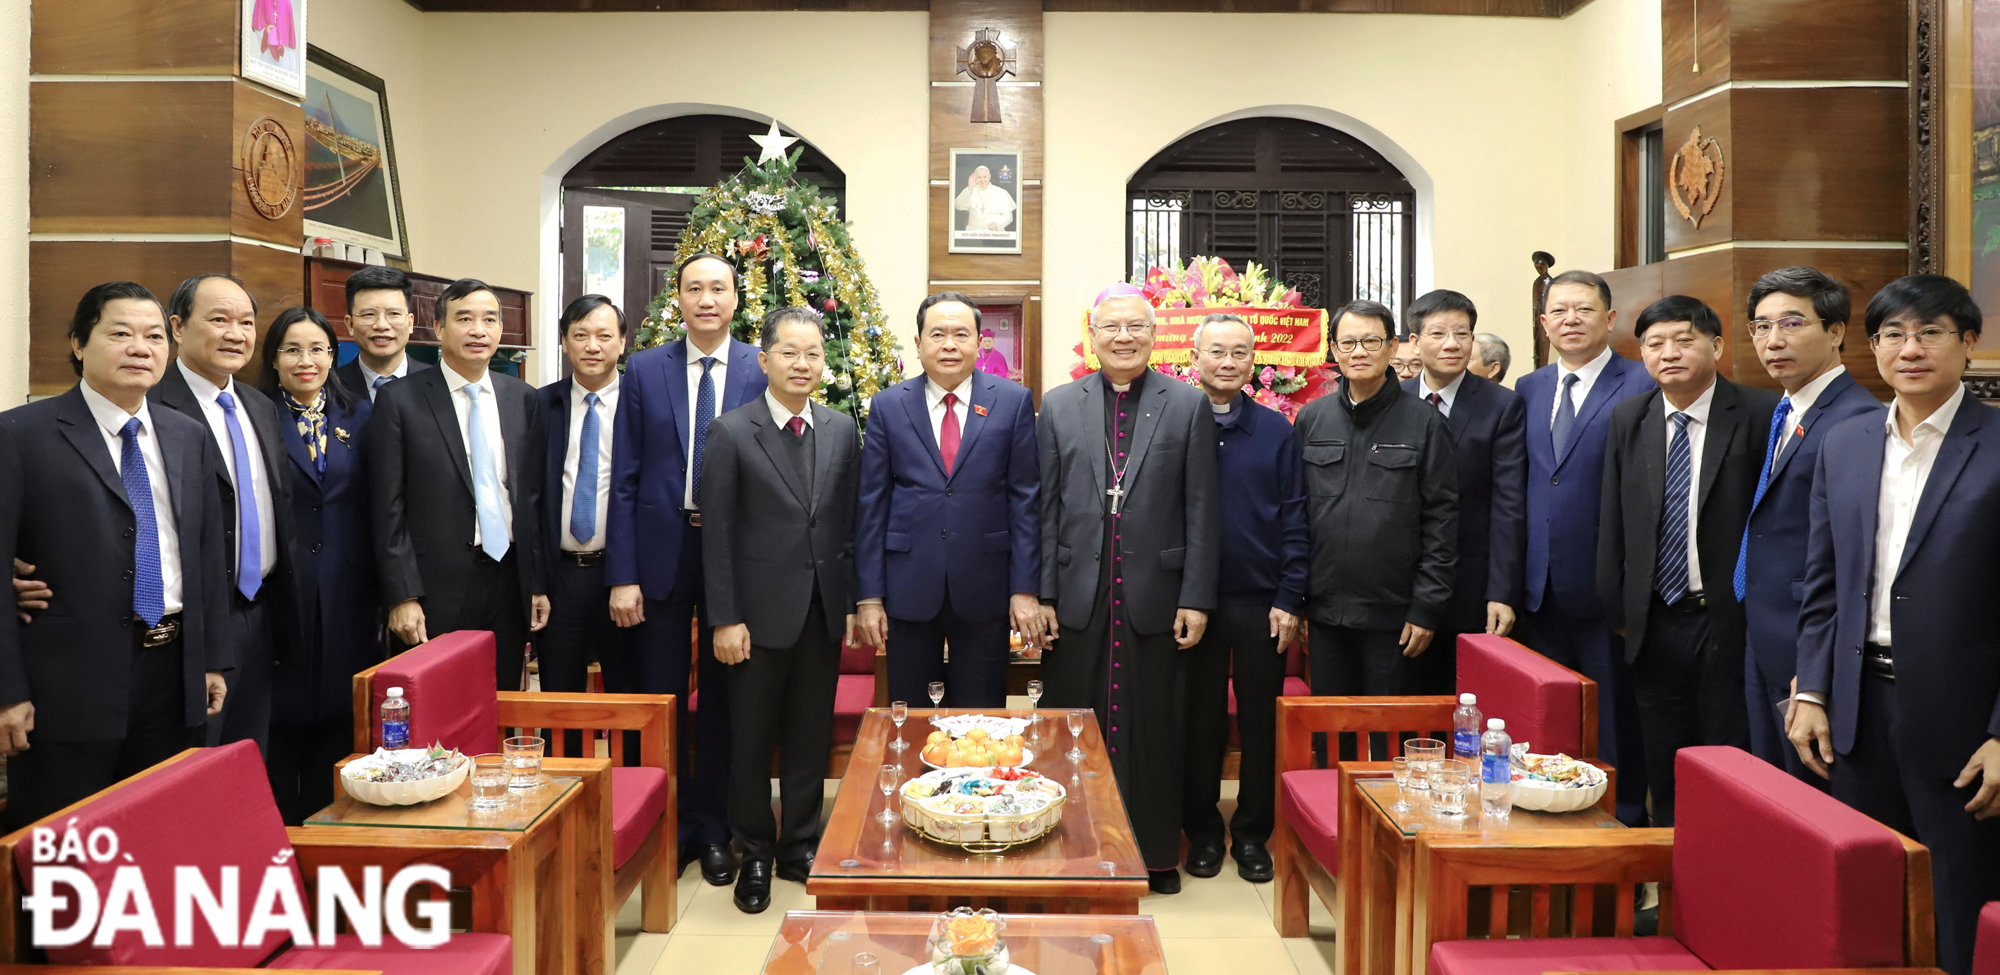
[1413,826,1936,973]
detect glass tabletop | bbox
[1357,775,1621,837]
[304,774,579,831]
[763,911,1165,975]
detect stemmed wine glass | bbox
[1389,756,1414,813]
[1066,710,1087,763]
[1026,680,1044,741]
[878,764,900,824]
[928,681,946,710]
[889,701,909,753]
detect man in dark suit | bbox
[538,295,638,755]
[0,282,231,828]
[1793,275,2000,975]
[1599,295,1778,827]
[700,307,860,915]
[607,253,766,884]
[1037,285,1220,895]
[1401,290,1527,693]
[369,278,549,689]
[1736,267,1883,780]
[335,265,433,402]
[149,274,292,755]
[854,291,1042,707]
[1516,269,1653,821]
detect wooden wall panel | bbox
[1728,246,1905,400]
[929,184,1042,281]
[31,0,237,75]
[1725,87,1908,243]
[1727,0,1906,82]
[31,82,237,234]
[929,88,1043,179]
[230,84,307,246]
[1660,90,1734,255]
[1661,0,1733,104]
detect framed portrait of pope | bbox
[948,148,1023,255]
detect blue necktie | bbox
[216,390,262,600]
[120,418,166,627]
[1732,397,1793,600]
[570,391,601,545]
[464,383,509,561]
[691,356,717,505]
[372,375,389,400]
[1657,411,1694,604]
[1551,372,1580,457]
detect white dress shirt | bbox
[177,361,278,579]
[357,355,410,402]
[80,381,183,615]
[926,374,973,448]
[441,364,513,546]
[1774,365,1847,458]
[561,375,619,552]
[1551,345,1616,425]
[1661,381,1717,594]
[766,389,814,430]
[1868,389,1965,646]
[1419,369,1468,418]
[684,336,733,511]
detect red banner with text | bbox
[1080,305,1328,370]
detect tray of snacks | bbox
[340,743,469,806]
[1507,747,1609,812]
[900,766,1066,852]
[922,718,1032,769]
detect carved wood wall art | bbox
[956,27,1017,123]
[240,115,299,220]
[1669,124,1726,229]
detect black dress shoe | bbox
[734,860,773,914]
[1147,868,1181,895]
[700,843,738,886]
[1233,842,1274,883]
[1184,839,1225,878]
[776,851,815,884]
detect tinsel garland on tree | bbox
[636,147,901,423]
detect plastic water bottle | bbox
[1452,693,1483,761]
[1481,718,1514,818]
[381,687,411,750]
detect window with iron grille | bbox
[1127,118,1417,328]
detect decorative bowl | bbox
[1509,761,1609,813]
[340,749,469,806]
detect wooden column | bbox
[1603,0,1909,397]
[29,0,306,395]
[929,0,1044,399]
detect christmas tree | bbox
[636,146,901,424]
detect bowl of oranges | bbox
[921,717,1032,769]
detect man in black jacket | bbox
[1294,300,1457,698]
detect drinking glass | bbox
[469,754,510,811]
[1404,738,1446,801]
[503,735,545,790]
[1389,756,1414,813]
[1430,759,1473,818]
[929,681,946,710]
[1066,710,1087,763]
[890,701,909,754]
[878,764,901,824]
[1026,681,1045,741]
[853,952,880,975]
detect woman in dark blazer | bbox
[260,306,381,823]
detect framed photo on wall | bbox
[303,46,410,261]
[241,0,307,96]
[948,148,1023,255]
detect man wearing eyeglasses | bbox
[1599,295,1778,827]
[1400,290,1526,695]
[1736,267,1882,782]
[1177,313,1306,884]
[1793,274,2000,975]
[335,266,432,402]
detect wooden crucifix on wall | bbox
[956,27,1017,124]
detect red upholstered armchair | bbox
[1457,633,1596,758]
[0,742,513,975]
[351,631,678,935]
[1416,746,1936,975]
[1977,902,2000,975]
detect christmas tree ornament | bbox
[750,119,800,164]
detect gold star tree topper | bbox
[751,119,799,164]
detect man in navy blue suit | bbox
[1514,270,1652,821]
[1793,275,2000,975]
[854,292,1042,708]
[606,254,766,886]
[1401,290,1527,693]
[1736,267,1882,781]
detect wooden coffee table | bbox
[760,910,1166,975]
[809,709,1149,914]
[1340,761,1622,975]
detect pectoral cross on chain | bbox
[1106,481,1126,516]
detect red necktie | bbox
[940,392,961,475]
[787,416,805,437]
[1428,392,1443,411]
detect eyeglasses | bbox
[276,345,332,361]
[1419,328,1474,343]
[1870,326,1961,350]
[351,310,409,325]
[1746,316,1825,339]
[770,349,825,364]
[1199,347,1253,362]
[1335,335,1388,353]
[1094,323,1153,337]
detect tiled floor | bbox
[611,779,1341,975]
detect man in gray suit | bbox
[1036,285,1220,895]
[700,306,861,915]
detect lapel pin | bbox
[973,404,988,416]
[334,427,351,443]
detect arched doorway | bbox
[558,114,846,330]
[1127,116,1417,319]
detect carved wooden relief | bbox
[1909,0,1942,274]
[240,115,299,220]
[956,27,1017,124]
[1669,124,1726,229]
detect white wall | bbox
[0,0,28,407]
[1555,0,1665,276]
[310,0,434,266]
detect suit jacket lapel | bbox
[1080,372,1107,495]
[1769,371,1853,481]
[1897,390,1982,577]
[1696,380,1738,509]
[1639,395,1667,565]
[497,380,530,502]
[751,409,811,509]
[1445,378,1476,441]
[549,378,573,468]
[1118,374,1168,493]
[154,410,196,542]
[948,374,993,483]
[810,403,840,511]
[57,387,127,505]
[902,378,946,479]
[1557,357,1633,467]
[281,411,321,485]
[423,372,474,494]
[726,339,762,411]
[1524,372,1556,468]
[662,341,692,462]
